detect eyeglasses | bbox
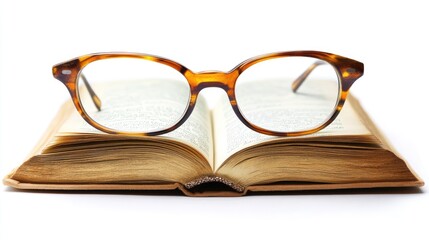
[52,51,363,137]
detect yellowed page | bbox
[212,81,370,171]
[57,80,214,168]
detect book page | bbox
[212,80,370,170]
[58,80,214,168]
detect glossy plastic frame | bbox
[52,51,364,137]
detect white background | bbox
[1,1,428,239]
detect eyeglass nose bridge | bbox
[188,70,239,94]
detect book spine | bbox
[184,175,245,192]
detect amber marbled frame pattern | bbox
[52,51,364,137]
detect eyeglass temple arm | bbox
[291,60,326,92]
[80,74,102,111]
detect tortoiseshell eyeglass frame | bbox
[52,51,364,137]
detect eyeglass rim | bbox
[52,51,364,137]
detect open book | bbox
[4,81,423,196]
